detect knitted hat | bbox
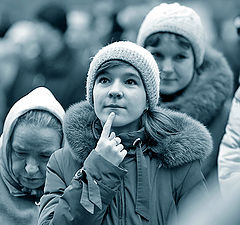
[137,3,205,67]
[86,41,160,110]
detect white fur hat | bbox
[86,41,160,110]
[137,3,206,67]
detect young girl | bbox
[0,87,64,225]
[137,3,233,187]
[38,41,212,225]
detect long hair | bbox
[142,107,178,146]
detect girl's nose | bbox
[108,81,123,98]
[25,158,39,175]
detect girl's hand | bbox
[95,112,127,166]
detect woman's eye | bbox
[152,52,163,59]
[40,154,51,160]
[175,54,187,60]
[126,79,137,85]
[15,151,27,158]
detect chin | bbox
[20,178,44,190]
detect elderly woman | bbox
[0,87,64,225]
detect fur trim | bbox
[160,46,233,125]
[63,101,97,163]
[156,108,212,167]
[63,101,212,168]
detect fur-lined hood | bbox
[160,47,233,125]
[63,101,212,168]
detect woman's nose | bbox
[108,81,123,98]
[25,158,39,175]
[161,58,174,73]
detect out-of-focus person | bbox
[218,88,240,195]
[217,14,240,197]
[215,13,240,92]
[0,87,64,225]
[0,36,22,132]
[35,2,87,108]
[5,3,87,113]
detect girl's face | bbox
[11,125,61,189]
[146,33,195,95]
[93,63,147,134]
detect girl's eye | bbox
[126,79,137,85]
[98,77,110,84]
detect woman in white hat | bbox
[137,2,234,188]
[0,87,64,225]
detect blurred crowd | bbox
[0,0,239,133]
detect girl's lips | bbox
[105,105,125,108]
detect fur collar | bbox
[160,47,233,125]
[63,101,212,168]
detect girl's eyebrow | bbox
[124,72,141,79]
[96,70,111,78]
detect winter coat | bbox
[159,47,233,183]
[39,101,212,225]
[0,87,64,225]
[218,86,240,196]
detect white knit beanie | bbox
[137,3,206,67]
[86,41,160,110]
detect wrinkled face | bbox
[11,125,61,189]
[93,63,147,134]
[146,33,195,95]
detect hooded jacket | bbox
[39,101,212,225]
[0,87,64,225]
[218,86,240,196]
[159,47,233,180]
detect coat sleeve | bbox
[218,87,240,196]
[38,150,127,225]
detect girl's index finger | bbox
[101,112,115,138]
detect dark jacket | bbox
[39,101,212,225]
[159,47,233,182]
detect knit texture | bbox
[86,41,160,110]
[137,3,205,67]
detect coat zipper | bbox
[119,178,126,225]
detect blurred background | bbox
[0,0,240,133]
